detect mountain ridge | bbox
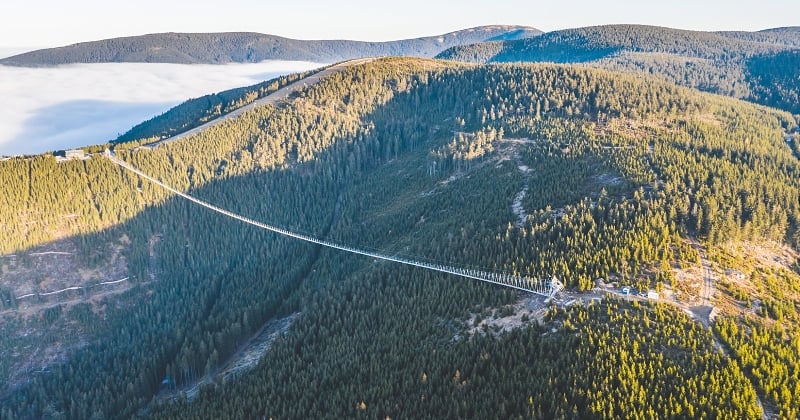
[437,24,791,63]
[2,57,800,418]
[0,25,541,66]
[435,24,800,113]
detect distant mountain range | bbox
[4,24,798,116]
[436,24,800,113]
[0,25,541,66]
[436,24,800,63]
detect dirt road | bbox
[142,58,375,149]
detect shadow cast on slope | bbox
[0,61,517,417]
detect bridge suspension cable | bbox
[105,150,562,298]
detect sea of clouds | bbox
[0,60,324,156]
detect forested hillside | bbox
[0,26,540,66]
[114,68,321,143]
[436,24,800,113]
[2,58,799,418]
[437,25,782,63]
[716,26,800,47]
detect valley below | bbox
[0,60,322,156]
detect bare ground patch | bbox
[0,235,139,396]
[1,236,130,313]
[465,294,550,337]
[593,116,677,140]
[155,313,299,403]
[710,241,800,323]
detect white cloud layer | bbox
[0,61,324,156]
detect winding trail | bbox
[15,277,131,300]
[496,138,536,228]
[680,236,718,328]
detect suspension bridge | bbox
[105,150,563,299]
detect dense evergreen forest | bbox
[0,26,540,66]
[436,24,800,113]
[437,25,786,64]
[2,58,800,418]
[114,68,319,143]
[716,27,800,47]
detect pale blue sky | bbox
[2,0,798,48]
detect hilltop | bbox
[1,57,799,418]
[438,24,794,63]
[715,26,800,47]
[0,25,541,66]
[436,24,800,113]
